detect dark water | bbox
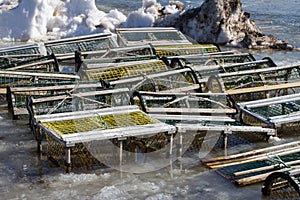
[1,0,300,199]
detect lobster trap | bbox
[44,33,118,56]
[0,54,59,72]
[35,105,176,172]
[109,67,202,94]
[152,43,220,57]
[132,91,275,150]
[0,43,40,56]
[82,59,170,82]
[6,81,102,119]
[165,52,255,68]
[116,27,191,47]
[0,70,80,94]
[79,44,156,60]
[238,93,300,132]
[27,87,132,148]
[262,168,300,198]
[206,63,300,102]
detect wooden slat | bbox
[147,107,236,114]
[149,114,235,122]
[9,83,102,92]
[31,88,129,104]
[227,81,300,95]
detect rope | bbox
[47,94,70,114]
[70,93,111,108]
[162,96,189,108]
[95,113,109,129]
[46,82,79,114]
[188,95,229,108]
[266,152,291,168]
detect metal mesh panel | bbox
[0,72,78,88]
[0,55,59,72]
[86,60,169,81]
[0,45,40,56]
[45,132,105,170]
[154,44,220,57]
[250,101,300,119]
[182,53,255,66]
[9,81,101,110]
[45,38,113,55]
[222,65,300,102]
[137,93,229,111]
[41,111,160,136]
[216,151,300,186]
[152,32,184,41]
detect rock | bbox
[154,0,294,50]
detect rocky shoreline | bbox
[155,0,294,50]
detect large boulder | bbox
[154,0,294,50]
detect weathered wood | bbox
[206,146,300,169]
[234,159,300,177]
[238,93,300,109]
[149,114,235,123]
[235,165,300,186]
[9,83,101,92]
[0,70,79,79]
[147,107,236,114]
[227,81,300,95]
[31,88,129,104]
[7,82,104,119]
[202,141,300,164]
[5,59,56,71]
[220,63,300,78]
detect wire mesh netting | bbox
[0,71,79,89]
[0,44,40,56]
[45,35,116,55]
[29,89,130,116]
[45,132,105,170]
[223,65,300,91]
[84,60,169,81]
[41,111,160,136]
[117,30,188,45]
[216,151,300,186]
[0,54,59,72]
[134,92,230,113]
[7,81,102,116]
[170,53,255,67]
[250,101,300,119]
[154,44,220,57]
